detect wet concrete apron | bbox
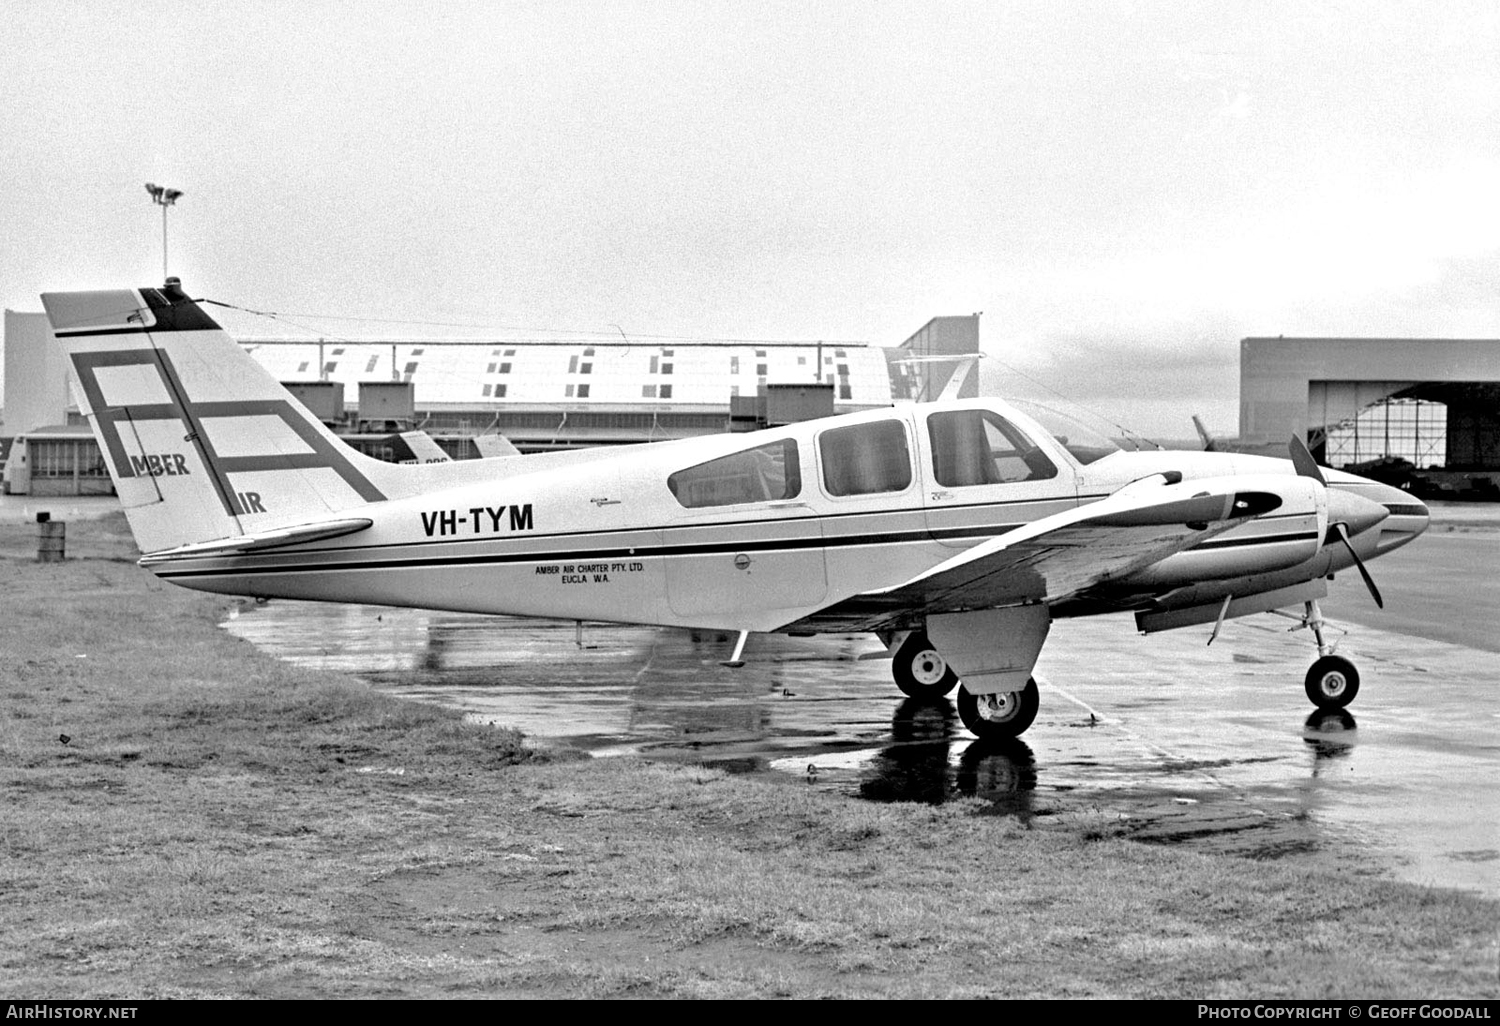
[225,576,1500,899]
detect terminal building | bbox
[0,305,980,495]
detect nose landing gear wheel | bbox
[956,679,1039,739]
[891,632,959,700]
[1305,655,1360,709]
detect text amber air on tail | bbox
[40,280,411,554]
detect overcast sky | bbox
[3,0,1497,437]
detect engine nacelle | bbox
[1117,474,1326,587]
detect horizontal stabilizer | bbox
[143,517,373,559]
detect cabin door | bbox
[661,436,826,625]
[918,406,1076,549]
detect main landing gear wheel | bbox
[891,632,959,700]
[956,679,1039,740]
[1305,655,1360,710]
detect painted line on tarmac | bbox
[1042,677,1264,801]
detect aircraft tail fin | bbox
[473,432,522,458]
[388,430,452,464]
[41,280,411,555]
[935,356,979,402]
[1192,415,1218,451]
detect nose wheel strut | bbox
[1276,599,1361,710]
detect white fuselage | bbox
[139,398,1428,635]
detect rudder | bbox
[41,280,405,554]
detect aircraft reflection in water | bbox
[1303,709,1359,773]
[858,700,1038,812]
[46,280,1430,742]
[233,600,1047,808]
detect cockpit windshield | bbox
[1005,400,1131,466]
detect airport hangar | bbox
[0,309,979,496]
[1239,336,1500,496]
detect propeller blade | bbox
[1289,434,1326,485]
[1333,522,1384,609]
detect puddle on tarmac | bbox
[222,600,1489,886]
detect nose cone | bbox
[1325,475,1430,555]
[1326,487,1390,537]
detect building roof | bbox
[240,339,894,409]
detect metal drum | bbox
[36,517,65,562]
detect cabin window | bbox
[927,409,1057,487]
[819,419,912,496]
[667,439,801,508]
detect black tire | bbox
[1304,655,1360,709]
[891,632,959,700]
[956,679,1040,739]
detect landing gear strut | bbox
[1299,599,1360,710]
[890,632,959,700]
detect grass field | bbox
[1,515,1497,999]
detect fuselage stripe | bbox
[149,523,1026,579]
[147,517,1323,581]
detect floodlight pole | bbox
[144,183,183,281]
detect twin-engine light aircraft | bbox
[42,281,1430,739]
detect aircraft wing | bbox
[783,475,1290,632]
